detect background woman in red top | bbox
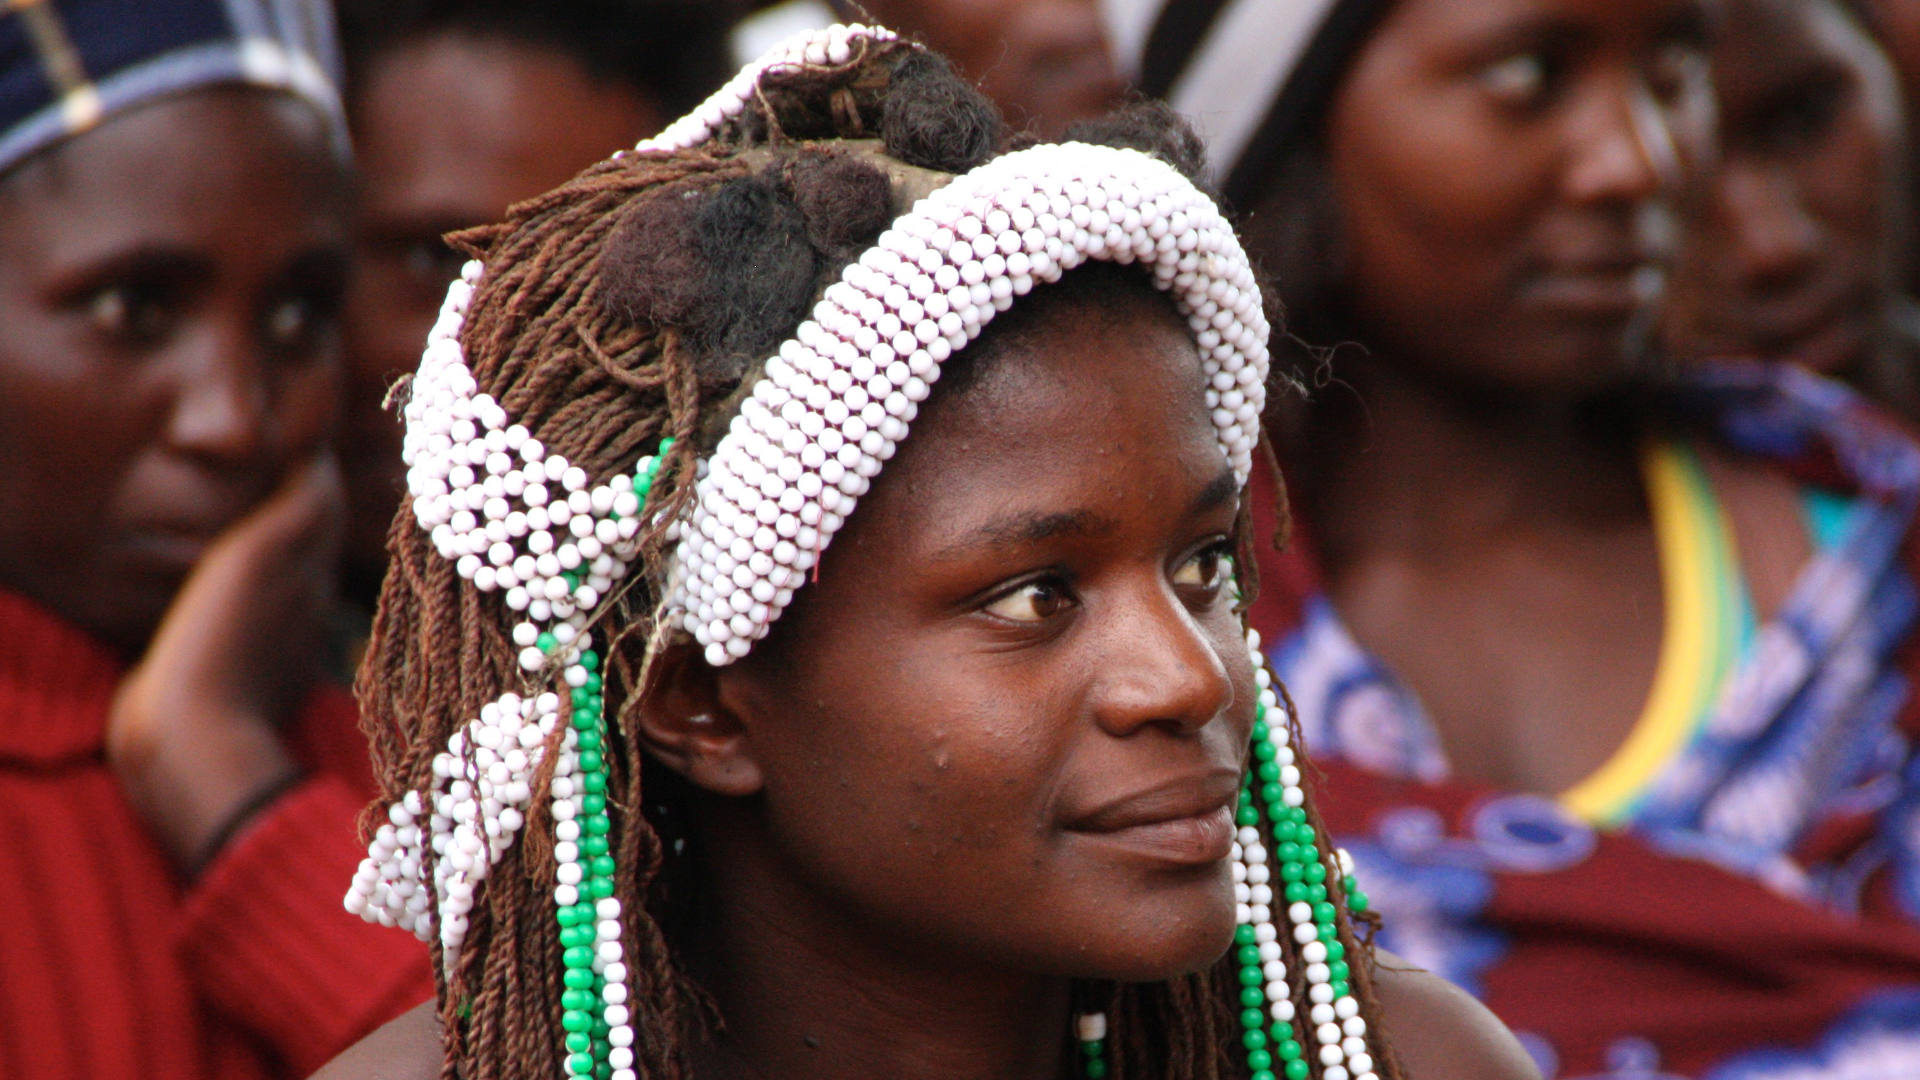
[0,1,430,1074]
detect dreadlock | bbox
[356,33,1403,1080]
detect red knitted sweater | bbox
[0,589,432,1077]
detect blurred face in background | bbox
[1670,0,1905,374]
[1322,0,1714,395]
[341,33,664,593]
[850,0,1124,137]
[0,89,347,652]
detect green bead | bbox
[1277,1038,1303,1061]
[582,792,606,815]
[562,1010,591,1033]
[1296,823,1316,846]
[585,672,603,693]
[557,905,583,927]
[1235,924,1258,946]
[1238,944,1262,966]
[1238,964,1263,987]
[1276,841,1302,864]
[1280,861,1305,883]
[1241,1008,1265,1031]
[595,1059,613,1080]
[566,1032,590,1054]
[572,687,593,708]
[1237,804,1260,827]
[563,989,592,1011]
[583,771,607,793]
[1304,861,1327,884]
[583,812,610,835]
[590,876,614,899]
[1314,901,1336,924]
[1248,1049,1272,1071]
[1327,941,1346,962]
[576,730,602,752]
[1081,1039,1105,1057]
[561,925,590,948]
[1286,806,1308,825]
[563,946,593,969]
[1343,874,1359,894]
[572,902,595,925]
[591,854,616,877]
[1350,890,1370,913]
[1306,882,1327,903]
[1084,1058,1109,1079]
[1241,986,1265,1008]
[1331,980,1350,1000]
[1254,700,1267,722]
[566,1052,593,1076]
[1330,960,1350,983]
[592,1017,610,1038]
[536,632,558,653]
[1261,782,1285,807]
[580,650,600,671]
[1256,760,1280,783]
[1284,1059,1309,1080]
[1251,721,1270,741]
[1253,739,1276,762]
[582,835,609,856]
[1272,821,1298,845]
[1242,1028,1267,1051]
[1253,1071,1276,1080]
[1285,882,1309,903]
[572,709,597,730]
[564,969,593,990]
[1320,926,1339,944]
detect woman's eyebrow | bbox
[1190,467,1239,517]
[931,508,1119,562]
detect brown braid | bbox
[356,33,1406,1080]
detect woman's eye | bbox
[263,285,343,355]
[87,284,173,345]
[1173,545,1228,592]
[265,297,311,346]
[1646,42,1707,106]
[983,579,1073,623]
[1480,53,1549,107]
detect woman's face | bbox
[712,286,1256,981]
[0,90,348,651]
[1670,0,1903,373]
[1325,0,1713,392]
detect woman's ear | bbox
[631,639,765,797]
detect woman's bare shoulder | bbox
[1369,950,1541,1080]
[308,1000,441,1080]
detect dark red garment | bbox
[0,588,432,1079]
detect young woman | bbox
[0,0,430,1074]
[326,26,1534,1080]
[1669,0,1920,419]
[1113,0,1920,1075]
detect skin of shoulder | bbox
[307,999,439,1080]
[1370,950,1542,1080]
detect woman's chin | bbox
[1073,883,1242,983]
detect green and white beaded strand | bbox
[1078,628,1378,1080]
[552,640,635,1080]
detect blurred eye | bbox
[1645,41,1709,106]
[1480,53,1550,108]
[1172,542,1230,595]
[982,578,1074,623]
[86,283,176,347]
[401,236,467,290]
[265,296,313,347]
[1748,76,1848,153]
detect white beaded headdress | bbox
[347,24,1377,1080]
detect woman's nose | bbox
[1089,581,1236,739]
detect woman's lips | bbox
[1521,263,1666,319]
[1065,772,1241,866]
[1072,803,1237,866]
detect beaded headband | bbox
[348,24,1376,1080]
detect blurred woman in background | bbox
[1111,0,1920,1074]
[0,1,428,1074]
[1667,0,1920,420]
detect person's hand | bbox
[107,453,345,871]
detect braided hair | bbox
[357,35,1400,1080]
